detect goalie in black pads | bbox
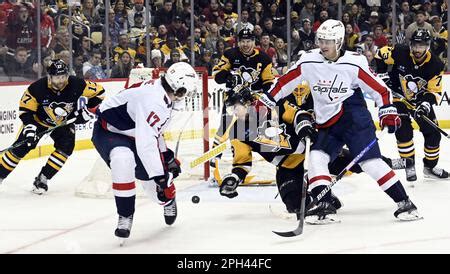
[375,29,448,182]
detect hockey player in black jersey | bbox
[209,28,275,168]
[375,29,448,182]
[0,60,105,194]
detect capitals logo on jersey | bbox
[312,74,349,101]
[43,102,75,126]
[254,121,291,152]
[399,74,428,101]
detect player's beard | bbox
[412,50,426,60]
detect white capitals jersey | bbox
[269,49,391,127]
[97,79,172,178]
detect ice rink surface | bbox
[1,131,449,254]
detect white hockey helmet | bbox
[316,19,345,51]
[164,62,199,98]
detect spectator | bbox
[103,8,121,46]
[73,52,84,78]
[258,33,276,65]
[3,46,38,79]
[274,38,288,74]
[222,1,238,22]
[373,24,388,48]
[398,1,415,31]
[127,0,151,28]
[83,50,107,80]
[292,18,315,55]
[111,51,133,78]
[203,0,224,26]
[205,23,222,53]
[220,17,235,42]
[168,16,188,45]
[234,9,254,32]
[150,49,163,69]
[405,9,436,43]
[312,9,329,32]
[251,1,264,26]
[6,4,35,51]
[163,49,181,67]
[53,27,71,55]
[82,0,101,25]
[262,17,285,41]
[299,0,315,24]
[197,50,213,75]
[113,33,137,62]
[38,3,55,53]
[160,36,187,63]
[113,0,130,31]
[153,0,176,28]
[364,50,377,72]
[342,12,360,35]
[129,12,145,45]
[358,34,378,56]
[345,23,359,51]
[265,2,286,28]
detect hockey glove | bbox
[294,112,317,142]
[22,124,38,147]
[162,149,181,179]
[155,172,176,204]
[379,104,401,134]
[74,106,94,125]
[219,173,241,199]
[225,73,242,89]
[414,101,431,119]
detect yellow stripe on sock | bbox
[0,158,14,171]
[424,147,440,153]
[52,151,67,162]
[400,152,415,158]
[5,151,20,163]
[397,140,414,148]
[47,160,61,171]
[425,155,439,161]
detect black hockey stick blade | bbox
[272,215,303,237]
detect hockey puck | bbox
[192,195,200,204]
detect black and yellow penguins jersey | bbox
[232,92,313,171]
[213,47,275,92]
[19,76,105,127]
[375,44,444,105]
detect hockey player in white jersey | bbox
[267,19,421,223]
[91,62,198,242]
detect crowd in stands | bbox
[0,0,447,81]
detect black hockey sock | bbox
[41,150,69,179]
[385,181,408,203]
[0,151,21,178]
[115,196,136,217]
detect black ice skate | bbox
[31,173,48,195]
[385,157,414,170]
[115,214,133,246]
[394,198,422,221]
[305,201,340,225]
[405,159,417,182]
[424,166,449,180]
[164,199,177,225]
[330,192,343,210]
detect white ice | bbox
[1,131,450,254]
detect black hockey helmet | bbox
[47,59,69,76]
[238,28,255,41]
[410,29,431,46]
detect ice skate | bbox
[115,214,133,246]
[164,199,177,225]
[424,166,449,180]
[394,198,422,221]
[31,173,48,195]
[305,201,340,225]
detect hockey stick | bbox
[392,92,449,140]
[274,130,387,237]
[273,136,311,237]
[0,118,76,154]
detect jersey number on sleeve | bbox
[147,111,160,127]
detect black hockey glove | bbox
[219,173,241,199]
[414,101,431,119]
[162,149,181,179]
[226,73,242,89]
[154,172,176,203]
[22,124,38,147]
[294,112,317,142]
[74,106,94,125]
